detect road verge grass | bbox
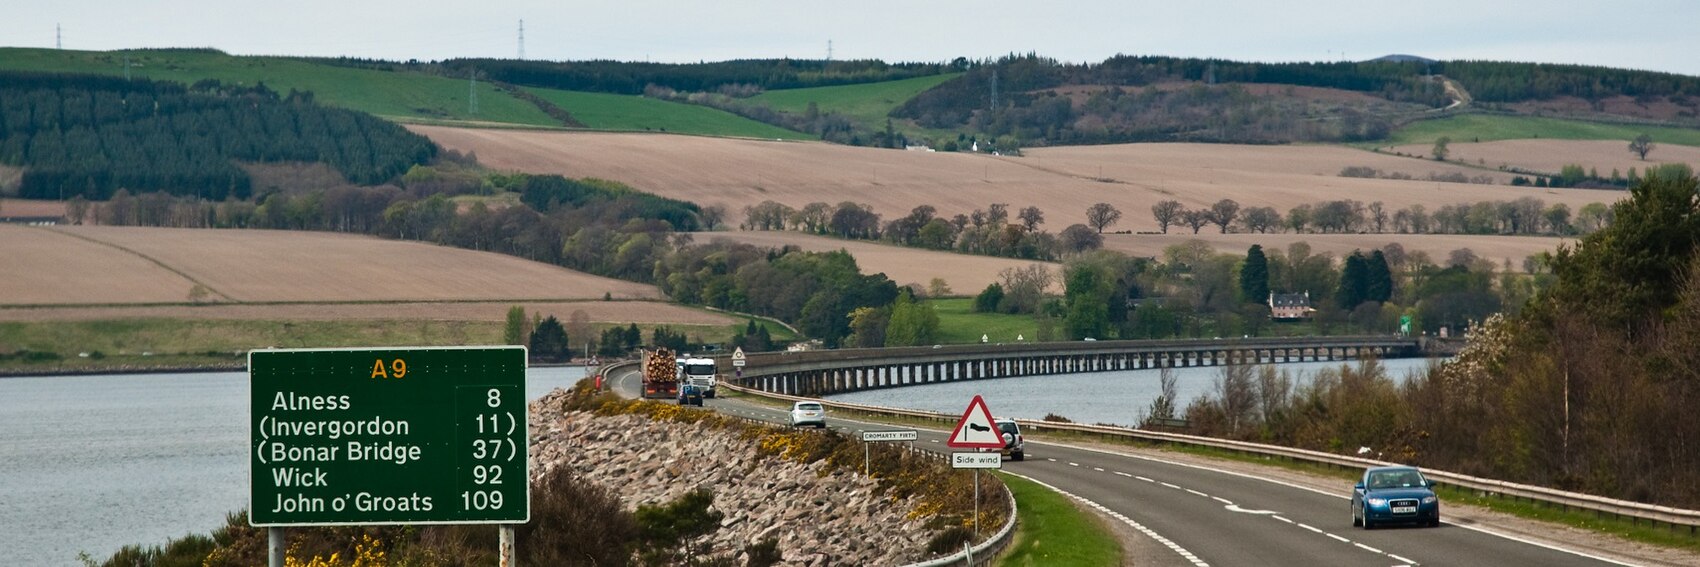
[994,472,1122,566]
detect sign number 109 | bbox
[462,386,515,512]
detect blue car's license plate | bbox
[1392,506,1416,514]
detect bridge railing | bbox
[718,382,1700,536]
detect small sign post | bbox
[731,347,747,367]
[947,395,1005,534]
[861,430,918,475]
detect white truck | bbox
[676,356,718,398]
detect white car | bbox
[789,402,826,428]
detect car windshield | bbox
[998,422,1019,435]
[685,364,714,376]
[1367,470,1426,489]
[797,403,822,411]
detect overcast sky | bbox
[9,0,1700,75]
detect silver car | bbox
[789,402,826,428]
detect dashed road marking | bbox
[1186,489,1210,498]
[1002,471,1210,567]
[1388,554,1416,564]
[1298,523,1324,534]
[1069,462,1080,467]
[1161,482,1182,490]
[1136,476,1154,482]
[1353,542,1382,554]
[1326,533,1350,543]
[1272,515,1293,524]
[1114,471,1132,477]
[1093,467,1105,472]
[1211,496,1234,505]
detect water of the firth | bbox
[2,357,1438,565]
[0,366,587,567]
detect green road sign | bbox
[1400,315,1413,335]
[249,346,528,526]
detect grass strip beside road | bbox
[995,472,1123,566]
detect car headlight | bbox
[1367,498,1386,506]
[1422,496,1437,504]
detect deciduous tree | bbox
[1086,202,1123,233]
[1151,200,1182,234]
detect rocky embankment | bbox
[529,390,935,566]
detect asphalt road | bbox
[605,367,1647,567]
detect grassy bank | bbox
[995,472,1123,566]
[751,73,960,132]
[524,88,811,139]
[1384,114,1700,147]
[0,47,555,126]
[929,298,1040,344]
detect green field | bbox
[523,88,811,139]
[752,73,961,132]
[0,48,557,126]
[930,298,1041,344]
[1384,113,1700,147]
[996,472,1122,567]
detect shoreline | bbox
[0,360,590,379]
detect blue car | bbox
[1352,466,1441,529]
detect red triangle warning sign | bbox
[947,395,1005,449]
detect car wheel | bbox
[1362,516,1374,530]
[1429,517,1441,528]
[816,422,826,429]
[1012,451,1024,461]
[1351,504,1361,527]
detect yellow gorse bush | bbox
[282,534,387,567]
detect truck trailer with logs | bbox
[641,348,679,399]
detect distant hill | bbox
[1371,54,1437,64]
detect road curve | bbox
[601,365,1655,567]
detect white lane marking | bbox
[1272,515,1294,524]
[1224,505,1278,515]
[1002,471,1210,567]
[1031,441,1648,566]
[769,408,1636,567]
[1186,489,1210,498]
[1094,467,1105,472]
[1114,471,1132,477]
[1444,523,1643,567]
[1069,462,1081,467]
[1161,482,1182,490]
[1047,458,1058,462]
[1354,542,1383,554]
[1326,533,1350,543]
[1211,496,1234,505]
[1298,523,1324,534]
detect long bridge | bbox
[717,335,1427,397]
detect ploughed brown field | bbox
[695,231,1061,293]
[1,225,660,304]
[1386,139,1700,178]
[0,301,735,325]
[1102,233,1573,271]
[412,126,1625,229]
